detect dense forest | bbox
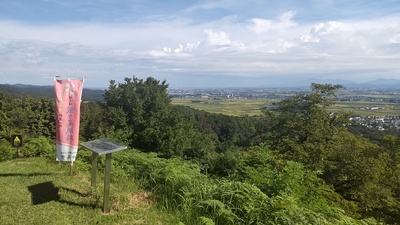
[1,76,400,224]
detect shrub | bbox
[0,138,14,161]
[23,136,54,158]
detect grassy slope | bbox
[0,157,177,225]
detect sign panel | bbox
[54,79,83,161]
[81,138,127,155]
[11,135,23,147]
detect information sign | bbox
[81,138,127,213]
[11,135,23,147]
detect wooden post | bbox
[103,153,112,213]
[91,152,98,192]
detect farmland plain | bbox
[172,90,400,117]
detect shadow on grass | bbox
[0,172,55,177]
[28,181,97,209]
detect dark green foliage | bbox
[256,84,400,223]
[111,148,376,225]
[362,134,400,223]
[25,97,55,138]
[79,102,109,141]
[0,138,14,161]
[0,92,13,138]
[205,148,240,176]
[23,136,55,159]
[0,92,55,139]
[231,143,360,214]
[0,92,56,161]
[0,84,104,101]
[102,76,216,159]
[347,124,390,145]
[258,83,349,170]
[174,105,257,150]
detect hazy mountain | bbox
[294,78,400,89]
[1,78,399,101]
[0,84,105,102]
[344,78,400,89]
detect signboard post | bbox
[80,138,127,213]
[11,135,23,158]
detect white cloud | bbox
[311,21,345,35]
[1,4,400,87]
[205,29,234,46]
[250,18,272,33]
[277,11,297,28]
[250,11,297,33]
[0,39,49,66]
[390,34,400,44]
[298,34,320,43]
[163,41,201,53]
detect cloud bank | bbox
[0,0,399,87]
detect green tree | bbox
[0,92,13,139]
[259,83,348,170]
[103,76,214,158]
[26,97,55,137]
[0,93,55,138]
[79,101,107,141]
[256,83,400,223]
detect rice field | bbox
[172,98,277,116]
[172,98,400,117]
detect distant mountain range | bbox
[344,78,400,89]
[286,78,400,89]
[1,79,400,100]
[0,83,105,102]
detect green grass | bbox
[0,157,178,225]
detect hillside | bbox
[0,84,105,102]
[0,157,176,224]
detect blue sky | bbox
[1,0,400,88]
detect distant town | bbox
[169,86,400,101]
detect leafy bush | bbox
[23,136,54,158]
[230,143,376,225]
[112,148,377,225]
[0,138,14,161]
[207,180,270,224]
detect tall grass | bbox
[111,149,378,225]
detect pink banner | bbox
[54,79,83,161]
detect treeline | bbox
[0,84,104,102]
[1,77,400,224]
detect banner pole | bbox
[70,161,74,175]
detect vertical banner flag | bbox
[54,79,84,161]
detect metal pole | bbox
[69,161,74,176]
[91,152,98,192]
[103,153,112,213]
